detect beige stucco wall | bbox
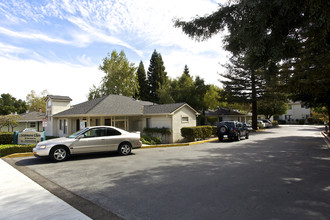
[172,106,197,143]
[45,99,71,136]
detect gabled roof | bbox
[45,95,72,101]
[19,111,46,122]
[55,95,153,117]
[144,103,199,115]
[205,107,248,116]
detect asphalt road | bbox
[11,125,330,220]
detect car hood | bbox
[38,137,75,146]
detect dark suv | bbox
[216,121,249,141]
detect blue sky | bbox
[0,0,228,104]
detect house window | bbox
[59,120,62,130]
[105,119,111,126]
[181,116,189,123]
[96,119,100,126]
[30,122,36,128]
[146,118,151,128]
[64,120,67,134]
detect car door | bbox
[102,128,123,151]
[71,127,109,154]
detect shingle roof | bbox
[144,103,189,114]
[46,95,72,101]
[205,107,246,116]
[19,111,46,122]
[55,95,153,116]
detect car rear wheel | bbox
[50,146,69,162]
[118,142,132,156]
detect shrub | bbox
[181,126,212,142]
[298,119,305,125]
[141,135,162,145]
[211,126,217,135]
[278,120,286,124]
[0,144,35,157]
[272,120,279,126]
[0,132,14,145]
[143,127,171,135]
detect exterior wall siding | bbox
[172,106,197,143]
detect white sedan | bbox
[33,126,142,162]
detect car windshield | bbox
[69,128,89,138]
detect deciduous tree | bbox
[88,50,137,100]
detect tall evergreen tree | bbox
[183,65,190,77]
[175,0,330,128]
[147,50,167,103]
[136,61,149,101]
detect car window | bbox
[106,128,121,136]
[83,128,107,138]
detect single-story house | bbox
[205,107,252,125]
[45,94,199,143]
[0,111,45,132]
[278,101,311,123]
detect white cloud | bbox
[0,27,71,45]
[0,57,103,104]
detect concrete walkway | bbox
[0,159,91,220]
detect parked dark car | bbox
[216,121,249,141]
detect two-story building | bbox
[278,101,311,123]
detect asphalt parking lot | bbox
[7,125,330,220]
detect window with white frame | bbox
[181,116,189,123]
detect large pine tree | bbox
[175,0,330,128]
[136,61,149,101]
[147,50,167,103]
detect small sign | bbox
[42,118,47,127]
[18,131,43,145]
[80,121,87,129]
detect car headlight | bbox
[39,145,47,149]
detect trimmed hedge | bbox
[141,135,162,145]
[0,144,35,157]
[181,126,213,142]
[0,132,14,145]
[143,127,171,135]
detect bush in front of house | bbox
[141,135,162,145]
[0,144,35,157]
[181,126,213,142]
[211,126,217,135]
[0,132,14,145]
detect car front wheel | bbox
[118,143,132,156]
[50,146,69,162]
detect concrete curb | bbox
[141,138,218,149]
[3,152,34,158]
[2,138,219,158]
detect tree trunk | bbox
[327,103,330,134]
[251,72,258,130]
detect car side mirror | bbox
[76,134,84,139]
